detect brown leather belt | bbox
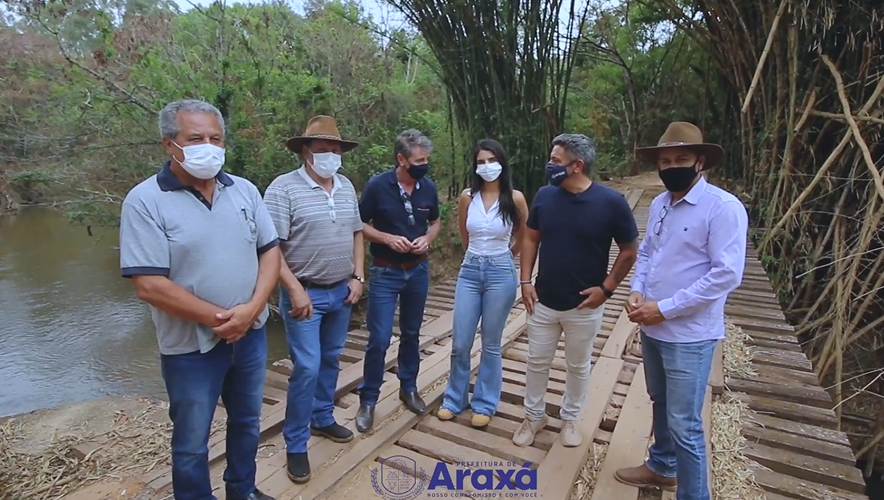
[372,254,427,270]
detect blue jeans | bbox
[279,281,352,453]
[160,326,267,500]
[441,251,517,416]
[642,331,717,500]
[359,260,430,404]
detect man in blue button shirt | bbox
[616,122,748,500]
[355,129,442,432]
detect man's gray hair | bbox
[158,99,225,139]
[553,133,597,174]
[393,128,433,163]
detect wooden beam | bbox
[590,364,652,500]
[710,342,724,395]
[527,356,624,499]
[599,311,637,360]
[279,310,531,499]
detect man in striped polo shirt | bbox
[262,116,365,485]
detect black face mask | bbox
[658,166,698,192]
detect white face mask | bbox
[310,152,342,179]
[476,162,502,182]
[174,142,225,180]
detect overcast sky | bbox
[172,0,409,26]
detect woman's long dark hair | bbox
[470,138,519,227]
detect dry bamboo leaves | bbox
[0,398,225,500]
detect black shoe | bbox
[228,488,276,500]
[356,404,375,433]
[286,452,310,484]
[310,422,354,443]
[399,389,427,415]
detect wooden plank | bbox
[599,311,636,360]
[527,356,624,499]
[289,384,448,499]
[752,349,815,373]
[703,388,712,496]
[751,466,869,500]
[726,377,832,409]
[415,418,546,466]
[742,424,857,466]
[744,413,852,447]
[744,442,866,494]
[710,341,724,395]
[279,311,531,500]
[590,364,653,500]
[733,393,838,429]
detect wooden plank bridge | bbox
[138,186,868,500]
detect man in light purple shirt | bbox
[615,122,748,500]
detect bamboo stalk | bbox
[820,54,884,203]
[740,0,789,113]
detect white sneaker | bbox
[560,421,582,447]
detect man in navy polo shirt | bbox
[355,128,441,432]
[515,133,638,449]
[119,100,280,500]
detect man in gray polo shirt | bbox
[262,115,365,485]
[119,99,280,500]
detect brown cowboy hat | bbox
[635,122,724,169]
[285,115,359,154]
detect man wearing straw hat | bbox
[263,115,365,484]
[616,122,748,500]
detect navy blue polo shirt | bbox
[527,183,639,311]
[359,168,440,263]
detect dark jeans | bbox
[160,326,267,500]
[358,260,430,404]
[279,282,352,453]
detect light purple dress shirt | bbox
[630,175,749,343]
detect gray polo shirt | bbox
[119,161,280,355]
[263,167,362,285]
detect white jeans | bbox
[524,302,604,421]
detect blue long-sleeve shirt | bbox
[630,176,749,343]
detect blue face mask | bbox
[546,162,570,186]
[408,163,429,181]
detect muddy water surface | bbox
[0,207,290,417]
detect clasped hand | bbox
[387,234,429,254]
[626,292,665,326]
[212,302,260,343]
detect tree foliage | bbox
[0,0,456,223]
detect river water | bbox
[0,207,291,418]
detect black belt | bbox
[298,278,346,289]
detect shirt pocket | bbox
[238,206,259,243]
[414,206,431,225]
[672,219,708,254]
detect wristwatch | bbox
[352,274,365,284]
[601,285,614,298]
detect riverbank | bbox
[0,396,195,500]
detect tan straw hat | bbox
[285,115,359,154]
[635,122,723,169]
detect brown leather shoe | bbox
[614,464,677,491]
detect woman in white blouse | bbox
[437,139,529,428]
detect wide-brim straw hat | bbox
[285,115,359,154]
[635,121,723,169]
